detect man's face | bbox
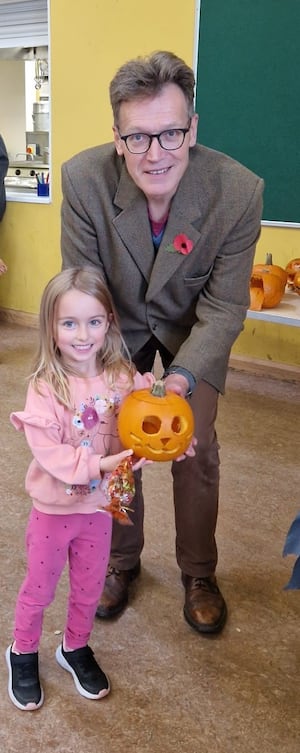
[113,83,198,210]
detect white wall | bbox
[0,60,26,159]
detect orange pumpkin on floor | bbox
[117,380,194,462]
[250,253,286,310]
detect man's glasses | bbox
[118,121,191,154]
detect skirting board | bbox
[0,307,299,383]
[229,354,300,383]
[0,307,38,329]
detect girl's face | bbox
[54,289,110,376]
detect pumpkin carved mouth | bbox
[128,431,186,455]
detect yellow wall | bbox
[0,0,299,366]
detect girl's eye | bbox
[90,318,103,326]
[63,320,75,328]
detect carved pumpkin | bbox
[293,270,300,295]
[285,258,300,289]
[253,252,287,286]
[117,380,194,462]
[250,253,286,310]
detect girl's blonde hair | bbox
[30,266,135,406]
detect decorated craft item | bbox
[117,380,194,462]
[105,456,135,525]
[285,258,300,290]
[249,253,287,310]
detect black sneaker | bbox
[5,645,44,711]
[55,644,110,699]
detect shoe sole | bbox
[95,560,141,619]
[55,646,110,700]
[183,603,228,635]
[5,646,44,711]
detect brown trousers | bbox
[110,339,220,577]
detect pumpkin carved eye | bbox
[142,416,161,434]
[172,416,185,434]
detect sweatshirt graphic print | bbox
[10,371,154,515]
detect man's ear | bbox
[113,126,124,156]
[189,113,199,148]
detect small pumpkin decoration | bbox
[250,253,287,310]
[285,258,300,290]
[117,379,194,462]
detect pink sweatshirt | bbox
[10,371,155,515]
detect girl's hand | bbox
[100,449,134,474]
[100,450,153,475]
[174,435,197,462]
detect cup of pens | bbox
[36,171,50,197]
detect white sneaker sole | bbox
[5,645,44,711]
[55,646,110,700]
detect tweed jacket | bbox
[61,143,264,394]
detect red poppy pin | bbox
[166,233,194,256]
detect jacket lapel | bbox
[146,215,201,301]
[112,166,155,282]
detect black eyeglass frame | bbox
[118,120,192,154]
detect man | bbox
[61,51,264,635]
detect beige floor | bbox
[1,321,300,753]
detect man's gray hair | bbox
[109,50,195,124]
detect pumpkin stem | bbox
[265,252,273,265]
[151,379,167,397]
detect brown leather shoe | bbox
[95,561,141,619]
[182,574,227,634]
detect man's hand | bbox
[175,435,197,462]
[163,373,189,398]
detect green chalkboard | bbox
[195,0,300,225]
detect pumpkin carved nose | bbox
[160,437,171,446]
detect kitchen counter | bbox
[5,161,50,203]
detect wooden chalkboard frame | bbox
[193,0,300,228]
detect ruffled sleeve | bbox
[10,381,100,486]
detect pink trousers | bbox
[13,508,112,653]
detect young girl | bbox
[6,266,155,711]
